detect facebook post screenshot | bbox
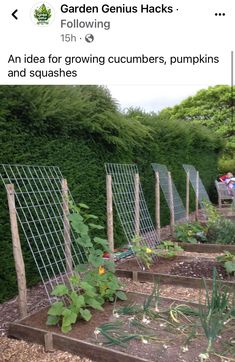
[0,1,234,361]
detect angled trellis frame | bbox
[151,164,186,235]
[0,164,86,308]
[105,163,160,268]
[182,164,210,219]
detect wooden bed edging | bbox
[8,323,149,362]
[115,269,235,289]
[179,243,235,253]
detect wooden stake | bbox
[186,171,190,220]
[44,332,54,352]
[155,171,161,239]
[134,173,140,236]
[106,175,114,257]
[168,172,175,236]
[195,171,199,221]
[6,184,27,319]
[62,179,72,274]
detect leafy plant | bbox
[47,276,100,333]
[68,201,126,303]
[204,202,235,245]
[216,251,235,275]
[175,222,207,244]
[131,236,156,269]
[157,240,183,259]
[199,268,232,354]
[203,201,220,226]
[206,217,235,245]
[47,200,126,332]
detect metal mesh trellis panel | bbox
[182,164,210,207]
[105,163,160,254]
[151,163,186,222]
[0,164,86,302]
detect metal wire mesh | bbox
[151,163,186,222]
[182,164,210,208]
[105,164,160,261]
[0,164,86,302]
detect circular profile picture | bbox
[31,2,55,25]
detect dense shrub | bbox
[0,85,221,302]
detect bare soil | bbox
[117,256,234,281]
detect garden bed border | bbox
[8,293,202,362]
[179,242,235,253]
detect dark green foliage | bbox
[0,85,220,302]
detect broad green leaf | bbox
[48,301,64,316]
[85,296,104,311]
[88,254,103,267]
[68,213,83,224]
[84,214,98,220]
[76,235,92,248]
[51,284,69,297]
[78,203,89,209]
[116,290,127,301]
[94,237,108,247]
[46,315,60,325]
[224,261,235,274]
[80,281,97,297]
[61,324,72,333]
[80,308,92,321]
[89,223,104,230]
[70,292,85,309]
[62,309,77,327]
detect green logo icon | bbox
[34,3,52,25]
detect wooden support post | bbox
[186,171,190,220]
[44,332,54,352]
[62,179,72,274]
[168,172,175,236]
[134,173,140,236]
[6,184,27,319]
[106,175,114,257]
[195,171,199,221]
[155,171,161,239]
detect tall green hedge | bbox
[0,86,221,302]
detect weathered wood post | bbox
[134,173,140,236]
[62,179,72,274]
[106,174,114,258]
[6,184,27,318]
[186,171,190,220]
[195,171,199,221]
[155,171,161,239]
[168,172,175,236]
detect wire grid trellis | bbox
[0,164,86,302]
[105,164,160,261]
[182,164,210,208]
[151,163,186,222]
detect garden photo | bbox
[0,84,235,362]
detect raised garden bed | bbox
[8,292,235,362]
[116,256,235,289]
[179,243,235,254]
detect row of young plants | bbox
[47,201,127,333]
[95,269,235,361]
[131,236,184,270]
